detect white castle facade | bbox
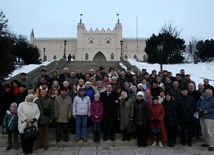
[30,20,147,61]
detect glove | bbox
[30,118,37,123]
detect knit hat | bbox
[26,94,36,100]
[137,91,144,97]
[94,94,100,98]
[137,83,143,87]
[10,102,17,108]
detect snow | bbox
[128,58,214,86]
[5,60,53,80]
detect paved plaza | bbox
[0,143,213,155]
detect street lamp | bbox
[120,40,123,59]
[157,42,164,71]
[63,40,67,58]
[43,48,46,61]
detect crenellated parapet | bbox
[123,37,147,40]
[34,37,77,40]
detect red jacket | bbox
[90,100,103,122]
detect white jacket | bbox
[17,101,40,133]
[73,95,91,116]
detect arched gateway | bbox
[93,51,107,61]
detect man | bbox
[34,89,54,150]
[54,87,72,142]
[203,79,214,92]
[59,67,70,83]
[37,69,50,83]
[100,85,119,141]
[197,83,205,96]
[169,81,181,100]
[18,73,32,89]
[196,89,214,151]
[125,68,133,81]
[117,71,128,90]
[75,68,84,80]
[14,85,28,105]
[73,88,91,142]
[177,87,195,147]
[66,71,79,88]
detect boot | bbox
[6,132,12,150]
[151,141,157,147]
[97,131,100,142]
[159,141,164,148]
[126,133,130,141]
[93,131,97,142]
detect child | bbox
[3,102,19,150]
[90,94,103,142]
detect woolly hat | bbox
[94,94,100,98]
[137,83,143,87]
[10,102,17,108]
[137,91,144,97]
[26,94,36,100]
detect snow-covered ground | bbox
[128,58,214,87]
[5,61,53,80]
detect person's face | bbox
[42,84,48,89]
[53,72,58,77]
[41,71,47,75]
[97,82,102,88]
[104,76,108,81]
[79,90,85,96]
[40,90,47,97]
[132,87,137,93]
[79,81,84,85]
[61,90,67,96]
[10,106,16,111]
[173,82,179,88]
[12,82,18,87]
[188,84,195,91]
[27,98,33,102]
[106,85,112,92]
[198,84,204,90]
[176,75,182,81]
[70,72,75,77]
[121,72,125,77]
[116,88,121,93]
[72,85,77,91]
[205,90,213,98]
[142,79,146,84]
[166,94,171,101]
[111,79,117,84]
[64,69,69,74]
[40,78,46,83]
[124,83,129,88]
[152,83,157,88]
[165,77,170,82]
[180,70,185,75]
[121,92,126,98]
[86,83,91,88]
[146,90,151,96]
[181,90,188,96]
[85,75,90,79]
[21,75,26,79]
[77,69,81,74]
[53,82,59,88]
[19,87,26,93]
[95,96,100,101]
[5,88,10,92]
[137,95,143,100]
[159,92,165,97]
[204,79,209,85]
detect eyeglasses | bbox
[138,95,143,97]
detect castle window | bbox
[107,40,110,44]
[53,55,57,60]
[90,40,93,44]
[111,53,114,60]
[134,55,137,59]
[85,53,89,60]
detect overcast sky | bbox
[1,0,214,42]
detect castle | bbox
[30,19,147,61]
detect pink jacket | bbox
[90,100,103,122]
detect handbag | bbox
[127,121,136,134]
[24,123,38,140]
[150,122,162,139]
[40,99,52,117]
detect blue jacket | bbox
[196,96,214,119]
[3,111,18,132]
[73,94,91,116]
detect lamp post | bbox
[120,40,123,59]
[157,42,164,71]
[43,48,46,61]
[63,40,67,58]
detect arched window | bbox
[73,55,75,60]
[53,55,57,60]
[111,53,114,60]
[85,53,89,60]
[134,55,137,59]
[124,55,128,59]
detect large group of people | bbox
[0,65,214,154]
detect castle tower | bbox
[30,29,35,44]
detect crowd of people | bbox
[0,65,214,154]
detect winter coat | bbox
[66,77,79,88]
[54,95,72,123]
[85,87,95,102]
[73,94,91,116]
[169,88,181,100]
[100,91,119,121]
[133,99,151,126]
[3,111,18,132]
[18,78,32,89]
[90,100,103,122]
[35,96,54,124]
[48,86,60,99]
[14,91,28,105]
[162,98,179,126]
[177,95,195,122]
[196,96,214,119]
[118,97,134,130]
[149,103,167,141]
[17,101,40,134]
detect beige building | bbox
[30,20,147,61]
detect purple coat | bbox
[90,100,103,122]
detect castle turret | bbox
[30,29,34,44]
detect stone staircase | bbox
[58,61,121,73]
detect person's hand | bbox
[95,115,98,118]
[73,115,76,118]
[130,118,133,121]
[25,118,30,123]
[30,118,37,123]
[203,110,207,114]
[115,100,119,103]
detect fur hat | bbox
[137,91,144,97]
[26,94,36,100]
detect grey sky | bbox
[1,0,214,42]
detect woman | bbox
[134,91,151,147]
[84,81,95,102]
[149,96,167,147]
[48,80,60,99]
[17,94,40,154]
[162,92,179,147]
[118,91,134,141]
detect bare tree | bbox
[160,20,183,38]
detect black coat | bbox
[177,95,195,122]
[100,91,119,121]
[162,98,179,126]
[14,91,28,105]
[133,99,151,126]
